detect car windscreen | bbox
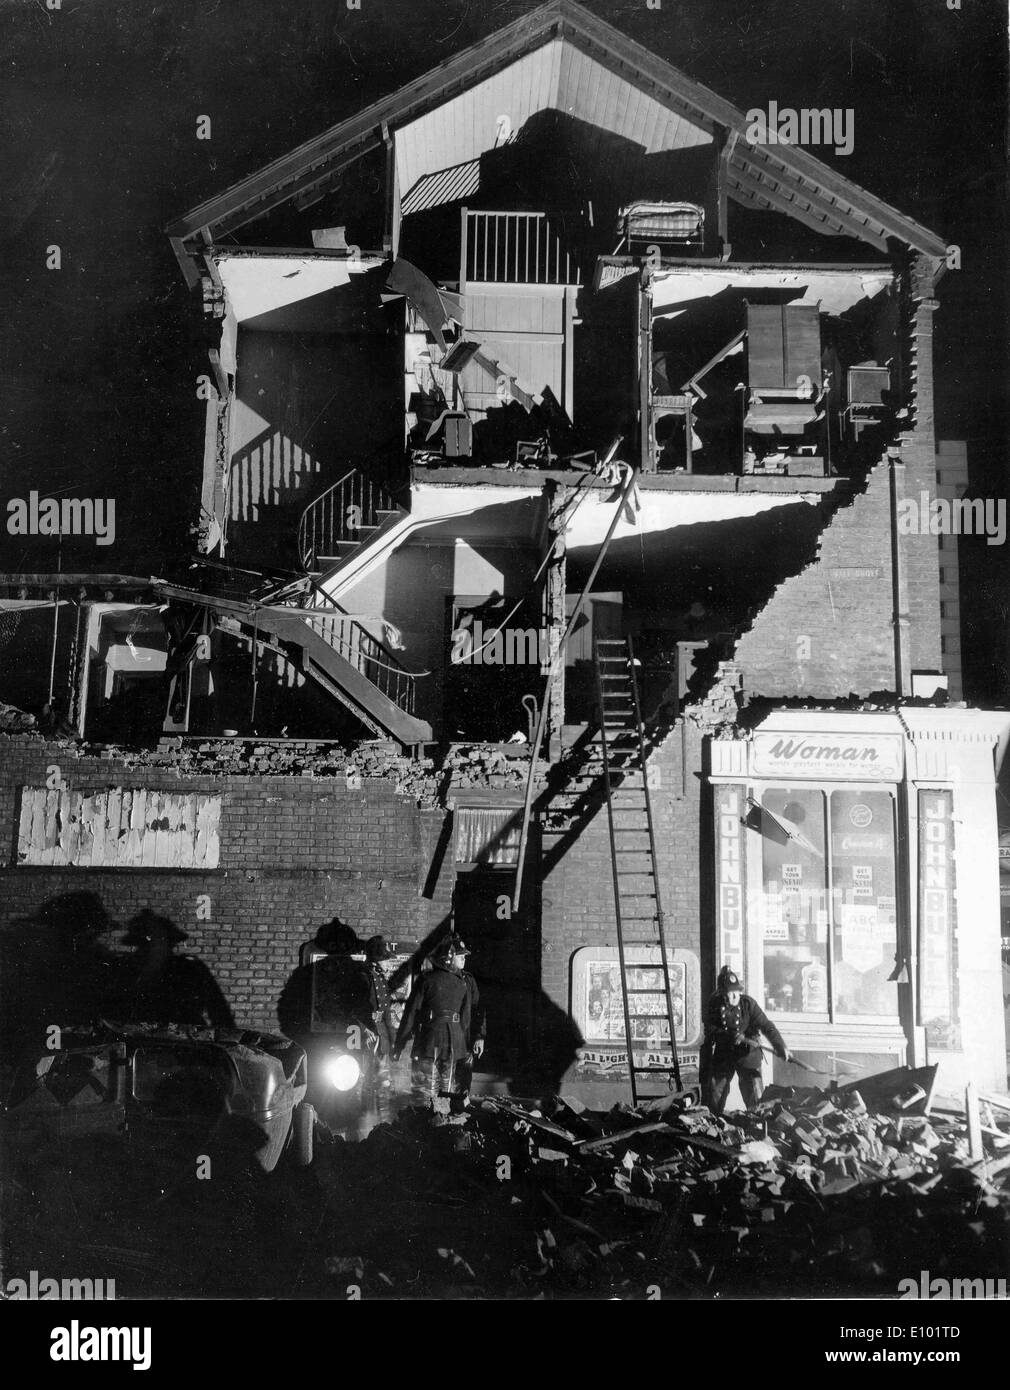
[132,1044,231,1117]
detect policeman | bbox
[451,939,485,1106]
[701,966,793,1115]
[363,935,396,1080]
[393,935,474,1107]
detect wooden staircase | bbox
[252,607,431,748]
[298,468,405,579]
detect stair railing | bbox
[298,592,422,716]
[298,468,398,574]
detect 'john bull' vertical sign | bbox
[919,790,959,1050]
[714,785,746,977]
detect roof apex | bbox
[167,0,946,274]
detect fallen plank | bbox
[835,1064,939,1116]
[575,1122,671,1152]
[967,1151,1010,1181]
[652,1132,742,1165]
[478,1096,577,1144]
[980,1092,1010,1114]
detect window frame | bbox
[746,779,902,1030]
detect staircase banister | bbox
[299,606,431,679]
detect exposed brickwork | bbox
[732,460,897,697]
[0,737,455,1039]
[539,719,708,1049]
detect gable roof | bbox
[167,0,946,278]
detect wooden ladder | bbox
[593,635,682,1103]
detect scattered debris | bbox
[314,1070,1010,1298]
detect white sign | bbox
[839,903,883,972]
[752,731,903,781]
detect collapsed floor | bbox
[5,1076,1009,1300]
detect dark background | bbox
[1,0,1006,699]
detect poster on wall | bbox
[582,958,687,1046]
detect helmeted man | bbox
[363,935,396,1086]
[453,940,485,1104]
[393,935,477,1106]
[700,966,793,1115]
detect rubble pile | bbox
[0,704,37,733]
[0,733,442,803]
[317,1082,1010,1299]
[141,739,440,801]
[444,744,547,791]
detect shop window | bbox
[757,786,898,1023]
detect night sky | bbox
[1,0,1006,697]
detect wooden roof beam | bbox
[738,145,944,256]
[729,162,890,252]
[729,168,852,241]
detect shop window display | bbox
[759,786,898,1022]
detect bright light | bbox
[323,1054,360,1092]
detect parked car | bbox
[2,1023,315,1175]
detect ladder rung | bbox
[596,639,626,646]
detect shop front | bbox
[710,709,1010,1096]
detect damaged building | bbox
[1,0,1007,1107]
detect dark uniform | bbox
[454,964,485,1099]
[701,968,789,1115]
[395,943,473,1104]
[363,936,396,1099]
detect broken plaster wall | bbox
[0,736,453,1049]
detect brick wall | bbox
[539,719,708,1049]
[732,459,897,697]
[0,737,454,1044]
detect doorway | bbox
[452,864,540,1080]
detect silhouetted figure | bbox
[515,992,585,1096]
[115,911,233,1028]
[1,893,119,1056]
[277,917,362,1040]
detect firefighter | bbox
[701,966,793,1115]
[393,935,474,1107]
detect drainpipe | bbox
[47,535,62,706]
[888,452,911,697]
[639,270,653,474]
